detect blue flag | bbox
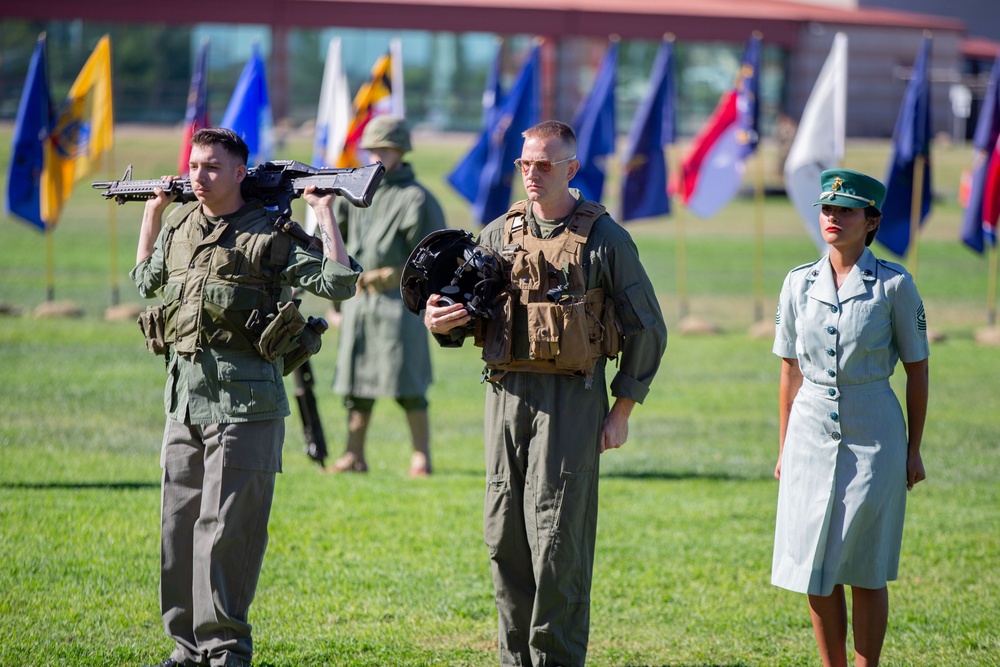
[5,35,53,230]
[960,53,1000,253]
[878,35,932,256]
[447,41,504,207]
[178,39,211,175]
[621,38,676,221]
[220,44,274,166]
[570,41,617,203]
[451,44,540,225]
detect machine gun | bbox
[93,160,385,252]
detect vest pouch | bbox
[552,301,592,372]
[601,298,622,358]
[281,317,327,376]
[478,292,514,365]
[254,300,307,363]
[510,250,549,302]
[585,288,621,358]
[137,305,167,356]
[526,302,560,360]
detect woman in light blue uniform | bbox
[771,169,929,667]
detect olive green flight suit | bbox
[438,192,667,666]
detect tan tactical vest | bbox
[476,199,621,381]
[159,201,290,358]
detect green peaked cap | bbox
[813,169,886,212]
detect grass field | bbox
[1,125,998,667]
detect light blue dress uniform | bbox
[771,247,929,595]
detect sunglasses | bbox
[513,155,576,174]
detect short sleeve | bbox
[772,272,797,359]
[891,275,930,363]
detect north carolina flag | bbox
[178,39,210,175]
[570,39,617,203]
[620,37,676,222]
[960,52,1000,253]
[220,44,274,167]
[42,34,114,226]
[5,34,54,230]
[673,33,761,219]
[337,42,403,168]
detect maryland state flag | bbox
[42,35,114,226]
[338,48,398,168]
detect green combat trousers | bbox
[160,418,284,667]
[484,370,607,667]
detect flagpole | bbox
[107,147,120,306]
[670,142,689,320]
[676,206,690,321]
[908,154,925,280]
[45,223,55,302]
[988,244,999,327]
[753,144,766,323]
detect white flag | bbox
[305,38,351,234]
[390,37,405,117]
[784,33,848,252]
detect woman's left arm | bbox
[902,358,929,490]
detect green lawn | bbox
[1,126,998,666]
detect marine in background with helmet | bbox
[327,115,446,476]
[421,120,667,667]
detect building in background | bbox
[1,0,996,139]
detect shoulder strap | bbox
[163,200,202,231]
[504,200,531,244]
[160,201,203,286]
[568,200,606,239]
[562,200,607,259]
[268,229,293,306]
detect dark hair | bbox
[191,128,250,166]
[864,206,881,247]
[523,120,577,154]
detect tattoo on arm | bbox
[320,224,333,258]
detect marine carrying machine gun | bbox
[93,160,386,468]
[93,160,385,253]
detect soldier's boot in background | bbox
[326,409,370,473]
[406,409,431,477]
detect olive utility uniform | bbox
[437,192,667,667]
[131,200,360,667]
